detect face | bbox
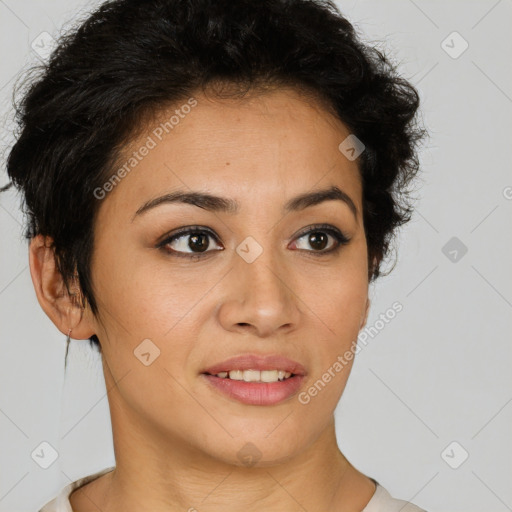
[86,86,370,467]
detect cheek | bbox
[93,242,204,335]
[298,253,367,396]
[92,256,213,395]
[301,261,368,340]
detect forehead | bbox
[97,87,363,220]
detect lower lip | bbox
[202,374,305,405]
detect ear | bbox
[360,297,370,330]
[368,254,379,279]
[28,234,96,339]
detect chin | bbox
[196,423,314,469]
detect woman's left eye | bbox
[290,224,350,256]
[157,224,350,260]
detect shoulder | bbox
[38,466,116,512]
[362,480,428,512]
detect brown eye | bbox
[158,227,223,259]
[291,224,350,255]
[307,232,329,251]
[187,233,209,252]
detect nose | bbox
[216,247,301,338]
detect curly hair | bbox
[1,0,425,355]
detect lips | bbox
[202,373,305,405]
[201,354,307,377]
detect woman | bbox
[3,0,427,509]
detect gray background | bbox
[1,0,511,511]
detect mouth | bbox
[203,369,296,382]
[200,354,306,406]
[201,353,306,377]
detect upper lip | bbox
[202,354,306,376]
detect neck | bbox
[87,398,375,512]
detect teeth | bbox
[243,370,260,382]
[229,370,243,380]
[215,370,293,382]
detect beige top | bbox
[39,466,427,511]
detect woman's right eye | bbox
[157,227,224,259]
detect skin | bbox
[29,86,378,511]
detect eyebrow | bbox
[132,185,358,222]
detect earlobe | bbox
[28,234,95,339]
[360,297,371,329]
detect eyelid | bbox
[156,225,223,256]
[157,225,219,247]
[292,223,350,244]
[289,223,351,256]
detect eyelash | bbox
[157,224,351,260]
